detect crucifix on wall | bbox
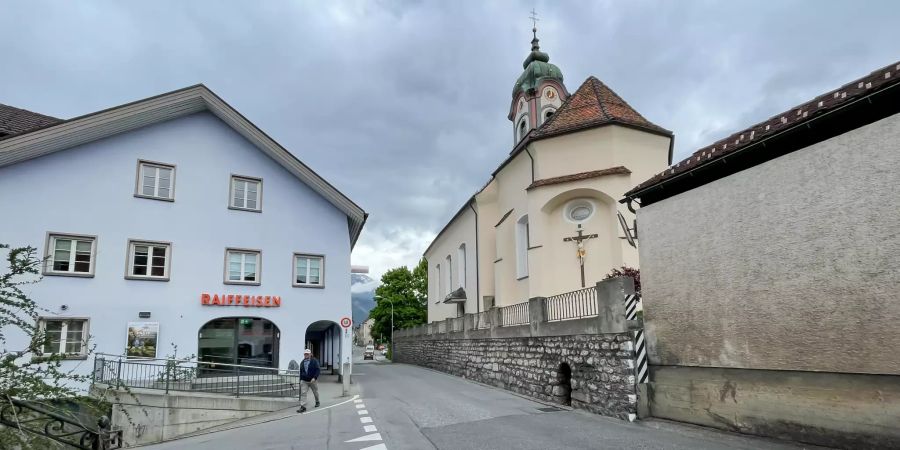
[563,224,598,288]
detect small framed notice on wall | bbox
[126,322,159,359]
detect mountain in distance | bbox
[351,273,379,325]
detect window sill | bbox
[125,275,170,282]
[134,193,175,202]
[228,206,262,213]
[292,284,325,289]
[224,280,261,286]
[42,271,94,278]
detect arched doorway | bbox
[198,317,280,376]
[304,321,341,374]
[557,363,572,406]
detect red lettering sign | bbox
[200,293,282,307]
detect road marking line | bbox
[356,404,365,409]
[345,433,382,443]
[364,425,377,432]
[354,399,363,403]
[357,410,369,415]
[360,417,373,424]
[360,444,386,450]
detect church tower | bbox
[508,25,568,144]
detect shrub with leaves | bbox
[604,266,641,294]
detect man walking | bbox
[297,349,320,413]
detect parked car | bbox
[364,345,375,360]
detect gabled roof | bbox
[0,103,61,137]
[626,61,900,200]
[533,76,671,140]
[0,85,368,247]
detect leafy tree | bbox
[0,244,106,448]
[369,258,428,344]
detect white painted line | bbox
[364,425,377,433]
[356,404,365,409]
[353,399,363,403]
[345,433,382,443]
[360,417,373,424]
[360,444,386,450]
[357,410,369,415]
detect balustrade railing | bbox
[499,301,530,326]
[92,354,300,398]
[0,398,122,449]
[544,286,598,321]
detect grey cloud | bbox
[2,0,898,278]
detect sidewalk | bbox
[138,373,359,446]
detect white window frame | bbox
[445,255,452,294]
[457,244,466,289]
[44,233,97,277]
[224,248,262,285]
[516,215,529,279]
[293,253,325,288]
[135,160,175,201]
[229,175,263,212]
[126,239,172,281]
[37,318,90,359]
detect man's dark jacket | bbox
[299,357,320,381]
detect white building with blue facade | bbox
[0,85,366,382]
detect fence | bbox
[544,286,598,321]
[499,301,530,326]
[92,354,300,398]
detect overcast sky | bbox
[2,1,898,279]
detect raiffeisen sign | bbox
[200,293,282,307]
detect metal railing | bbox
[474,310,492,329]
[0,398,122,449]
[92,354,300,398]
[545,286,598,321]
[499,301,530,326]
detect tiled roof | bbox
[627,61,900,197]
[0,103,61,137]
[534,76,671,139]
[527,166,631,190]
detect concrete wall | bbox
[638,112,900,374]
[637,113,900,448]
[96,386,295,446]
[0,112,353,382]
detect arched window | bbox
[457,244,466,288]
[545,109,555,120]
[518,118,528,141]
[435,264,441,300]
[446,255,452,294]
[516,215,529,278]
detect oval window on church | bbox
[564,199,596,224]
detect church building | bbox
[424,29,672,322]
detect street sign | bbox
[340,317,352,329]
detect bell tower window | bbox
[517,118,528,141]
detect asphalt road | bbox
[145,348,820,450]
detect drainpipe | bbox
[525,146,535,183]
[469,201,480,314]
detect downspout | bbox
[525,145,535,183]
[468,201,480,314]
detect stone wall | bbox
[394,333,638,419]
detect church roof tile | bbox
[527,166,631,190]
[533,76,671,139]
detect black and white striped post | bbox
[624,294,649,384]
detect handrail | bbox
[0,397,122,449]
[94,353,289,373]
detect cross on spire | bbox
[530,8,539,29]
